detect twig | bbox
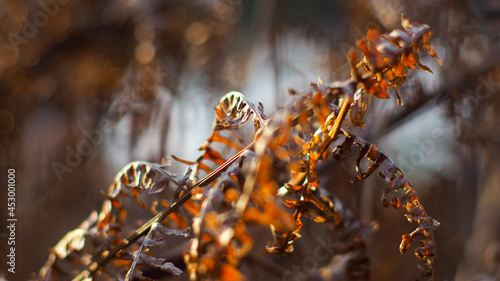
[124,222,157,281]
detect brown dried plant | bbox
[37,15,440,281]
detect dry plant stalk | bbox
[38,15,440,281]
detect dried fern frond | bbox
[39,15,440,281]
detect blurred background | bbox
[1,0,500,280]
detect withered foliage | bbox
[38,16,440,281]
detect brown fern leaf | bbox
[336,130,440,280]
[173,91,267,180]
[353,14,440,105]
[107,161,181,210]
[120,222,189,281]
[215,91,268,132]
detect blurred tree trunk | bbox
[457,162,500,280]
[456,66,500,280]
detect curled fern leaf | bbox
[107,161,180,209]
[215,91,268,132]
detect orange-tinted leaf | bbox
[224,188,240,203]
[198,162,212,174]
[202,147,226,165]
[373,90,390,99]
[416,59,433,73]
[210,131,245,151]
[221,264,242,281]
[400,233,415,254]
[171,154,197,165]
[182,199,201,216]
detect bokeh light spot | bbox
[134,42,156,64]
